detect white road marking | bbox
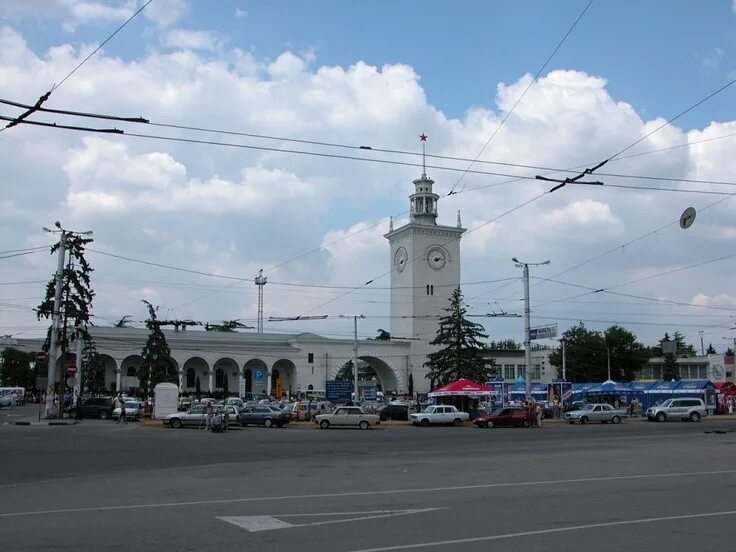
[348,509,736,551]
[218,508,441,532]
[0,469,734,518]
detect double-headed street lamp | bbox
[512,257,550,401]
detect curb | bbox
[12,420,78,426]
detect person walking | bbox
[118,401,127,424]
[728,396,734,415]
[536,402,543,428]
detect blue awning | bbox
[626,381,656,393]
[508,383,548,396]
[673,380,714,393]
[646,381,680,393]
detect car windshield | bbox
[660,399,674,407]
[583,404,596,410]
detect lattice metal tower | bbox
[254,269,267,333]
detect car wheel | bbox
[689,411,701,422]
[612,416,621,424]
[170,418,182,429]
[453,418,463,427]
[487,421,494,428]
[264,418,273,428]
[320,420,330,429]
[420,418,430,427]
[580,416,588,425]
[656,412,666,423]
[99,411,109,420]
[523,420,531,428]
[359,420,370,430]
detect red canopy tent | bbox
[428,379,494,398]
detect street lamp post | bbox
[512,257,550,401]
[340,315,365,403]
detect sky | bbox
[2,0,736,351]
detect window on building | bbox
[503,365,515,380]
[517,365,526,379]
[126,367,136,377]
[308,353,314,364]
[426,285,430,295]
[531,365,541,380]
[698,365,707,378]
[215,368,224,388]
[430,285,434,295]
[186,368,195,388]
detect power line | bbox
[447,0,594,195]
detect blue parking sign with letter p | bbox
[254,369,265,381]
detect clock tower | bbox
[384,137,465,393]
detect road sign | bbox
[35,352,48,364]
[326,380,353,401]
[66,364,78,376]
[361,382,377,400]
[529,324,557,340]
[66,376,78,387]
[254,368,265,381]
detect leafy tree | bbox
[424,287,494,387]
[374,329,391,341]
[139,300,177,397]
[336,360,354,381]
[707,344,717,355]
[205,320,251,332]
[113,315,134,328]
[81,336,106,395]
[550,323,606,382]
[488,339,522,350]
[662,352,679,381]
[726,348,734,357]
[0,347,35,388]
[36,234,96,415]
[603,325,649,381]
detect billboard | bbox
[326,380,353,401]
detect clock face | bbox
[426,246,447,270]
[394,246,408,272]
[713,365,724,379]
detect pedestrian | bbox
[728,397,734,415]
[536,402,543,428]
[204,403,213,430]
[118,401,127,424]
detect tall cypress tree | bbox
[36,234,96,405]
[139,300,176,396]
[424,287,494,387]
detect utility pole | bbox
[513,257,550,400]
[255,269,267,333]
[340,315,365,403]
[607,347,612,381]
[699,330,705,356]
[42,223,66,419]
[561,339,567,381]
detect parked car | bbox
[0,395,14,408]
[647,398,707,422]
[565,403,626,424]
[112,400,143,421]
[410,405,470,426]
[239,405,290,427]
[164,405,230,428]
[225,397,244,409]
[314,406,380,429]
[473,407,532,428]
[378,404,409,421]
[69,397,113,420]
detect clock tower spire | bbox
[384,133,466,394]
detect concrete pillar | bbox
[115,368,122,393]
[238,371,244,398]
[266,370,272,396]
[208,369,214,394]
[177,370,183,394]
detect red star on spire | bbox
[419,133,428,142]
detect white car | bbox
[0,395,13,408]
[410,405,470,426]
[313,406,380,429]
[112,400,143,421]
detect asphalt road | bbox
[2,407,736,551]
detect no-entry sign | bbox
[36,352,48,363]
[66,364,78,376]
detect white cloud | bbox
[235,8,247,19]
[701,47,725,69]
[163,29,222,51]
[2,23,736,344]
[142,0,188,28]
[691,293,736,307]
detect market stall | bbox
[428,379,495,418]
[715,381,736,414]
[507,383,548,403]
[673,380,716,414]
[644,380,680,409]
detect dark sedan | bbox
[239,405,291,427]
[69,397,113,420]
[378,404,409,421]
[473,407,532,428]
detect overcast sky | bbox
[2,0,736,351]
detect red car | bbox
[473,407,532,428]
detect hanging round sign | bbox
[680,207,696,229]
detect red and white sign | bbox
[66,364,78,376]
[36,352,49,363]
